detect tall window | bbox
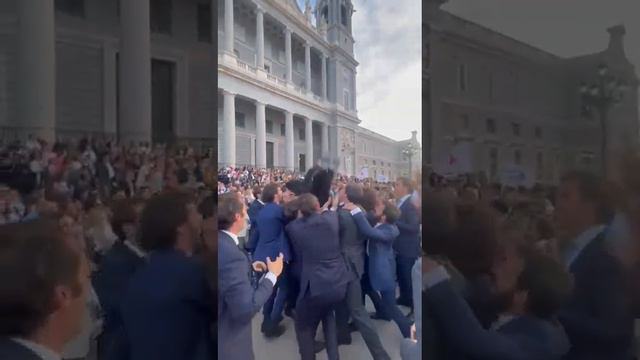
[458,64,467,92]
[486,118,496,134]
[514,149,521,165]
[512,122,520,137]
[55,0,85,18]
[340,4,348,27]
[489,148,498,180]
[197,3,212,43]
[488,72,494,99]
[536,152,544,180]
[280,124,285,136]
[235,113,245,128]
[343,89,351,111]
[266,120,273,134]
[461,114,470,130]
[151,0,172,35]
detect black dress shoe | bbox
[314,340,326,353]
[348,322,358,333]
[369,312,391,321]
[263,324,286,338]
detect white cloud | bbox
[351,0,422,143]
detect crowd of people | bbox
[5,132,640,360]
[218,165,422,360]
[0,136,218,360]
[423,155,640,360]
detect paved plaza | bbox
[252,299,409,360]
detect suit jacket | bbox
[218,231,274,360]
[394,199,421,258]
[559,233,634,360]
[286,211,353,299]
[119,250,213,360]
[337,208,366,279]
[352,212,399,291]
[246,200,265,252]
[252,203,291,263]
[0,338,43,360]
[426,279,570,360]
[92,241,145,333]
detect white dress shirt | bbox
[11,338,60,360]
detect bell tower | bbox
[316,0,355,55]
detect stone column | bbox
[255,101,266,168]
[120,0,152,142]
[222,90,236,167]
[321,53,327,101]
[17,0,55,141]
[322,123,329,157]
[224,0,234,53]
[284,27,292,83]
[305,117,314,170]
[256,6,264,69]
[285,111,295,170]
[304,42,311,92]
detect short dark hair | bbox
[262,183,280,203]
[383,202,401,223]
[360,188,378,212]
[0,220,82,337]
[345,184,363,204]
[561,170,612,222]
[284,180,308,196]
[396,177,414,193]
[517,251,573,319]
[139,192,193,251]
[218,192,244,231]
[198,195,216,220]
[110,199,138,241]
[252,185,262,199]
[296,194,319,217]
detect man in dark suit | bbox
[424,251,572,360]
[252,183,290,337]
[393,177,421,309]
[119,192,214,360]
[335,184,391,360]
[92,200,146,360]
[246,185,264,253]
[0,219,91,360]
[218,192,283,360]
[555,171,634,360]
[286,194,352,360]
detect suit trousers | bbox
[379,289,411,338]
[295,285,347,360]
[361,256,388,318]
[262,268,289,328]
[336,278,391,360]
[396,255,417,308]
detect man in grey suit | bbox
[218,193,284,360]
[335,183,391,360]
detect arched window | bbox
[321,6,329,22]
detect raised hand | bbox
[266,252,284,277]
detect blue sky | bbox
[297,0,422,143]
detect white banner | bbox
[357,166,369,179]
[434,142,474,177]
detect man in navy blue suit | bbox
[393,177,421,309]
[246,185,264,253]
[119,192,214,360]
[252,183,291,337]
[218,192,284,360]
[555,171,634,360]
[424,251,572,360]
[92,199,145,360]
